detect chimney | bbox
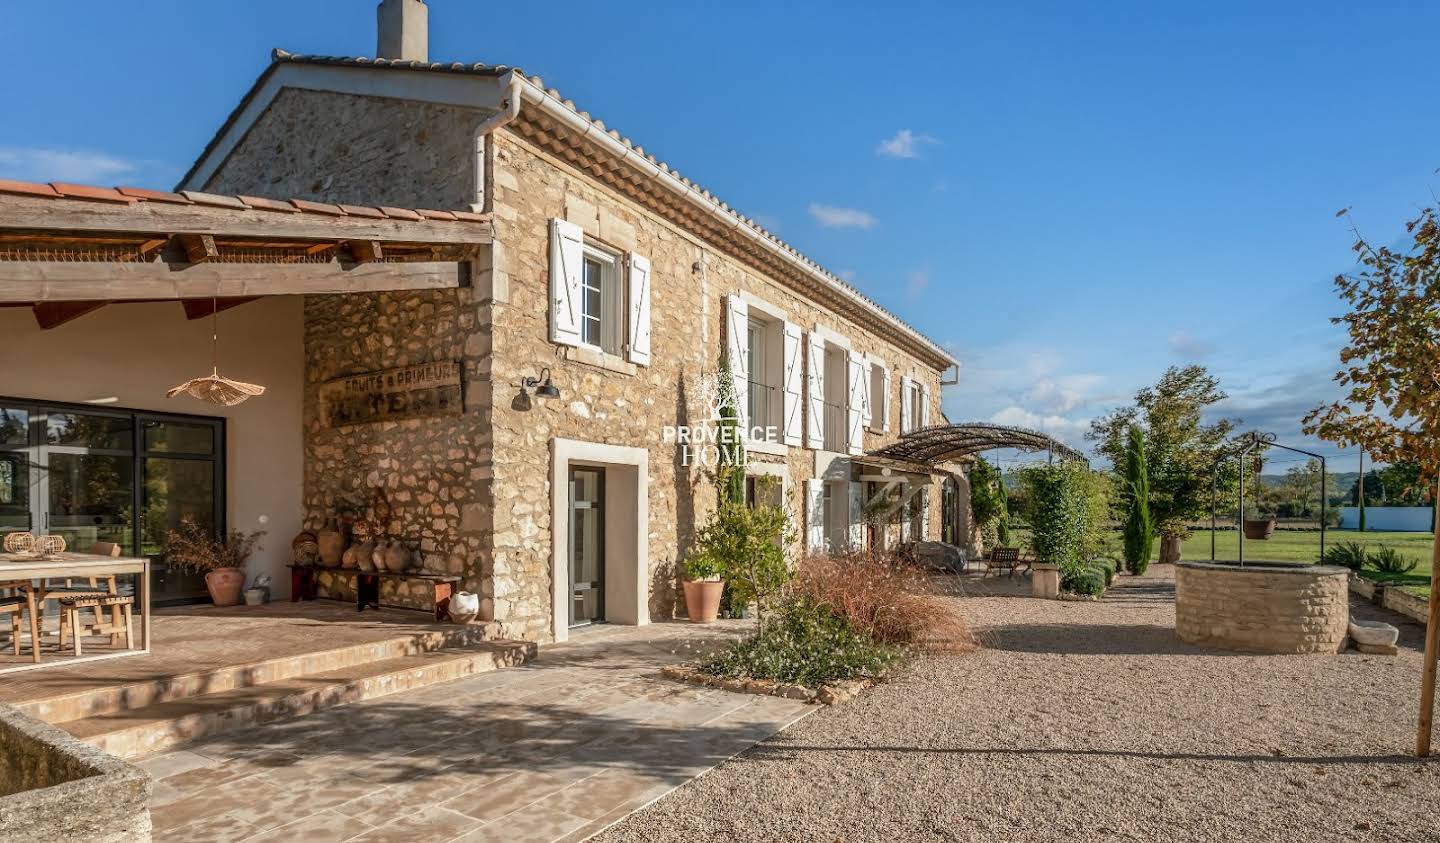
[377,0,428,62]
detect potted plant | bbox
[681,551,725,624]
[165,518,265,607]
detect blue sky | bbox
[4,1,1437,470]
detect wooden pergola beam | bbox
[0,259,470,303]
[0,193,491,246]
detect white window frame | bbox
[579,243,624,357]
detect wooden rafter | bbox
[32,301,106,330]
[181,297,261,320]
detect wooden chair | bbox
[57,594,134,657]
[2,597,38,662]
[984,547,1026,578]
[45,541,122,643]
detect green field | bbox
[1172,529,1434,596]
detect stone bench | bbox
[288,565,461,622]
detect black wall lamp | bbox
[526,368,561,399]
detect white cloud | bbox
[0,147,138,183]
[1168,330,1216,360]
[808,203,876,229]
[1022,374,1106,415]
[907,269,930,300]
[876,129,939,159]
[989,406,1092,451]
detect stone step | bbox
[63,641,534,759]
[17,621,504,725]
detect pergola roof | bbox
[866,423,1088,466]
[0,179,491,329]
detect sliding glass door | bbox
[0,399,224,603]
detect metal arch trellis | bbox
[866,422,1088,466]
[1209,431,1328,566]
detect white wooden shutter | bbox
[805,334,825,449]
[845,350,864,456]
[860,358,873,427]
[881,366,892,433]
[899,375,913,433]
[626,252,651,365]
[781,322,803,446]
[920,382,932,429]
[848,481,865,550]
[549,218,584,346]
[724,295,749,431]
[806,479,826,553]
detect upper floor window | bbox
[868,360,888,432]
[580,246,623,356]
[548,218,651,365]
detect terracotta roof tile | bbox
[0,179,60,198]
[181,190,248,209]
[450,210,487,222]
[415,209,457,221]
[379,206,423,221]
[239,195,300,213]
[337,204,386,219]
[117,186,192,204]
[290,199,345,216]
[51,183,133,203]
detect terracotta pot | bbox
[1242,518,1277,540]
[384,543,411,573]
[205,567,246,607]
[353,541,376,572]
[340,545,358,569]
[682,579,724,623]
[371,540,390,571]
[317,523,345,567]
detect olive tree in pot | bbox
[165,518,265,607]
[686,471,794,624]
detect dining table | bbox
[0,551,151,674]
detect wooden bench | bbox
[287,565,462,621]
[984,547,1029,578]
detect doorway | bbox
[569,466,605,627]
[0,399,224,604]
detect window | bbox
[745,314,782,440]
[580,246,623,356]
[822,345,846,451]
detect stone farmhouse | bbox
[1,0,963,644]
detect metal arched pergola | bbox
[865,422,1087,466]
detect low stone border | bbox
[0,702,151,843]
[1349,575,1429,626]
[660,665,875,705]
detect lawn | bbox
[1174,528,1435,596]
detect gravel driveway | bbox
[595,565,1440,843]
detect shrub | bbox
[1321,541,1368,572]
[1020,462,1093,577]
[1367,546,1419,575]
[1087,559,1117,587]
[1062,569,1105,596]
[700,595,901,686]
[165,518,264,575]
[792,551,977,652]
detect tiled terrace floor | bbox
[141,621,813,843]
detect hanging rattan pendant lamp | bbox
[167,284,266,406]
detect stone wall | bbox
[204,89,501,610]
[0,703,151,842]
[1175,562,1350,654]
[488,129,948,640]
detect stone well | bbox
[1174,562,1350,654]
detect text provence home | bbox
[662,424,780,466]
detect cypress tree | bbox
[1122,425,1154,574]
